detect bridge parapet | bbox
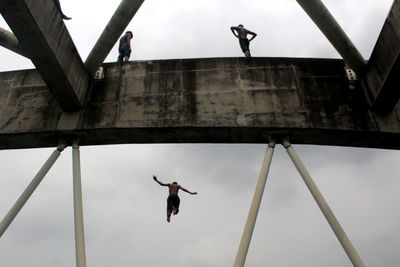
[0,57,399,149]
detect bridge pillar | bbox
[283,140,365,267]
[72,143,87,267]
[0,143,66,238]
[234,142,275,267]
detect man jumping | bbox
[230,24,257,57]
[153,175,197,223]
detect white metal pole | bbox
[282,140,365,267]
[234,142,276,267]
[0,143,66,238]
[72,143,87,267]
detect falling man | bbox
[230,24,257,57]
[153,175,198,223]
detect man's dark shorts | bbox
[239,38,250,52]
[119,43,131,58]
[167,194,180,214]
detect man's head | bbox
[126,31,133,38]
[172,182,178,185]
[238,24,244,28]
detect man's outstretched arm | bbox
[230,27,239,38]
[153,175,169,186]
[179,185,198,195]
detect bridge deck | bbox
[0,57,399,150]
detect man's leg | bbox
[167,196,173,222]
[53,0,71,20]
[172,196,180,215]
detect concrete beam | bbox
[364,0,400,113]
[0,27,29,58]
[296,0,367,75]
[0,0,90,111]
[0,57,400,150]
[85,0,145,75]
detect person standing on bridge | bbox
[153,175,198,223]
[230,24,257,57]
[118,31,133,63]
[53,0,71,20]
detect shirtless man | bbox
[230,24,257,57]
[118,31,133,63]
[53,0,71,20]
[153,175,197,222]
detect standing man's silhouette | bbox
[231,24,257,57]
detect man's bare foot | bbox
[172,207,177,215]
[167,213,171,222]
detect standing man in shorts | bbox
[153,175,198,223]
[230,24,257,57]
[118,31,133,63]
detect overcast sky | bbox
[1,0,399,267]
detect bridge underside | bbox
[0,57,400,150]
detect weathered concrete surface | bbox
[365,0,400,113]
[0,57,400,150]
[0,0,90,111]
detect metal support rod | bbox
[296,0,367,75]
[0,27,29,58]
[234,142,276,267]
[84,0,145,75]
[72,143,87,267]
[282,140,365,267]
[0,143,66,238]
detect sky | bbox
[0,0,399,266]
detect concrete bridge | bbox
[0,0,400,150]
[1,56,400,150]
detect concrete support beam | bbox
[0,27,29,58]
[283,140,365,267]
[0,143,66,238]
[296,0,367,75]
[0,0,90,111]
[364,0,400,113]
[234,142,275,267]
[1,57,400,150]
[85,0,145,75]
[72,143,87,267]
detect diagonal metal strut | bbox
[0,143,66,238]
[234,142,276,267]
[283,140,365,267]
